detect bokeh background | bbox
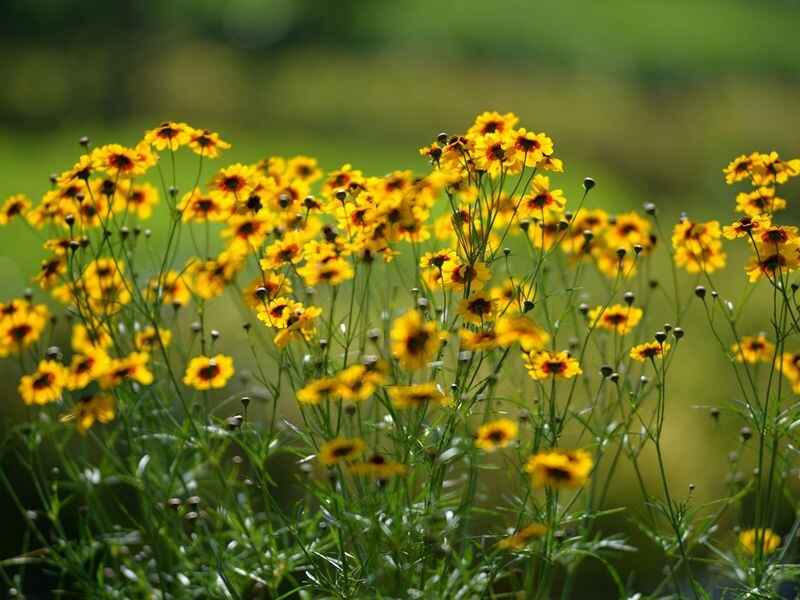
[2,1,800,595]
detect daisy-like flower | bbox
[335,365,377,402]
[273,305,322,349]
[93,144,149,177]
[723,153,758,184]
[459,328,499,351]
[147,271,193,307]
[390,310,442,370]
[495,316,550,351]
[442,260,491,292]
[457,292,496,325]
[524,350,582,380]
[100,352,154,389]
[321,163,365,199]
[751,151,800,186]
[286,155,322,183]
[71,323,112,353]
[210,163,257,199]
[348,454,407,480]
[298,255,354,287]
[467,111,519,139]
[735,187,786,217]
[122,183,159,219]
[66,348,111,391]
[519,175,566,218]
[588,304,643,335]
[722,215,770,240]
[475,418,518,452]
[262,232,306,269]
[61,394,115,434]
[738,528,781,556]
[473,132,514,178]
[731,335,774,364]
[745,242,800,282]
[388,383,451,409]
[674,241,726,274]
[57,154,96,186]
[524,449,593,489]
[18,360,67,405]
[605,212,652,249]
[629,341,671,362]
[0,305,49,357]
[0,194,31,225]
[318,437,366,466]
[143,121,191,151]
[243,274,292,309]
[187,128,231,158]
[183,354,235,390]
[134,326,172,352]
[177,190,233,223]
[222,213,272,251]
[509,129,553,169]
[296,377,340,405]
[496,523,548,550]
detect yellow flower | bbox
[739,528,781,555]
[723,153,758,184]
[183,354,235,390]
[210,163,257,198]
[148,271,193,307]
[93,144,149,178]
[467,111,519,139]
[495,316,549,351]
[751,151,800,186]
[390,310,442,370]
[459,328,499,351]
[297,377,340,405]
[297,255,354,287]
[457,292,496,325]
[100,353,154,389]
[732,335,774,364]
[496,523,548,550]
[143,121,191,151]
[442,260,491,292]
[286,155,322,183]
[605,212,651,249]
[272,305,322,349]
[387,383,451,409]
[672,219,727,274]
[19,360,67,405]
[71,323,112,353]
[510,129,553,169]
[243,274,292,309]
[0,194,31,225]
[134,326,172,352]
[222,213,272,251]
[745,242,800,282]
[187,128,231,158]
[629,341,670,362]
[524,449,593,489]
[735,187,786,217]
[122,183,160,219]
[61,394,115,434]
[518,175,566,218]
[66,348,111,391]
[318,437,366,466]
[348,454,407,480]
[524,350,582,380]
[475,418,518,452]
[722,215,770,240]
[177,190,233,222]
[0,303,49,357]
[588,304,643,335]
[336,365,377,402]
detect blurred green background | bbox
[2,0,800,595]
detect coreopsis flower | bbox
[188,250,245,299]
[134,326,172,352]
[605,212,652,249]
[61,394,115,434]
[674,241,727,274]
[348,454,407,480]
[751,151,800,186]
[457,292,496,324]
[177,190,233,222]
[18,360,67,405]
[100,352,154,389]
[473,132,514,177]
[442,260,491,292]
[0,194,31,225]
[779,352,800,393]
[588,304,643,335]
[419,142,443,165]
[187,128,231,158]
[286,155,322,183]
[335,365,378,402]
[243,273,292,309]
[147,271,193,308]
[722,215,770,240]
[738,528,781,555]
[537,154,564,173]
[71,323,112,353]
[419,249,457,289]
[518,175,566,219]
[527,215,563,250]
[524,350,582,380]
[467,111,519,139]
[509,129,553,169]
[496,523,548,550]
[390,310,442,370]
[34,255,67,289]
[495,316,549,351]
[758,223,799,247]
[143,121,191,150]
[459,328,499,351]
[0,303,49,356]
[562,208,609,256]
[731,335,774,364]
[93,144,149,177]
[735,187,786,217]
[121,182,159,219]
[183,354,235,390]
[475,418,518,452]
[723,153,759,184]
[745,242,800,282]
[322,164,365,199]
[593,247,639,279]
[273,304,322,349]
[222,213,272,251]
[66,348,111,391]
[318,437,366,466]
[629,341,670,362]
[388,383,451,409]
[210,163,257,199]
[297,377,340,405]
[262,232,307,269]
[298,254,354,287]
[57,154,96,186]
[524,449,593,489]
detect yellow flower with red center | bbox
[745,242,800,282]
[738,528,781,555]
[509,128,553,169]
[183,354,235,390]
[723,153,758,184]
[751,151,800,186]
[19,360,67,405]
[297,377,340,405]
[187,251,245,300]
[457,292,496,325]
[243,274,292,309]
[588,304,643,335]
[731,335,774,364]
[473,132,514,177]
[735,187,786,217]
[66,348,111,391]
[524,350,582,380]
[318,437,366,466]
[134,326,172,352]
[56,154,96,186]
[442,260,491,292]
[177,190,233,223]
[335,365,378,402]
[348,454,407,480]
[525,449,593,489]
[459,328,499,351]
[390,310,442,370]
[629,341,671,362]
[298,254,354,287]
[93,144,150,178]
[71,323,112,353]
[387,383,451,409]
[143,121,191,150]
[495,315,549,351]
[322,164,365,199]
[147,271,193,308]
[722,215,770,240]
[605,212,652,250]
[519,175,566,218]
[286,155,322,183]
[187,128,231,158]
[272,305,323,349]
[222,213,272,251]
[210,163,257,199]
[262,232,307,269]
[0,194,31,225]
[100,352,154,389]
[475,418,518,452]
[121,182,159,219]
[466,111,519,140]
[0,303,49,357]
[61,394,115,434]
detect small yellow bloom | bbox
[297,377,340,405]
[66,348,111,391]
[739,528,781,555]
[588,304,643,335]
[495,316,549,351]
[187,128,231,158]
[61,394,115,434]
[0,194,31,225]
[629,341,670,362]
[134,326,172,352]
[525,449,593,489]
[100,352,154,389]
[731,335,774,364]
[390,310,442,370]
[183,354,235,390]
[318,437,366,466]
[18,360,67,405]
[348,454,407,480]
[387,383,451,409]
[496,523,548,550]
[524,350,582,380]
[475,418,518,452]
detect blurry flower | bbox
[390,310,442,370]
[457,292,496,324]
[731,335,774,364]
[66,348,111,391]
[524,350,582,380]
[495,316,549,351]
[0,194,31,225]
[629,341,670,362]
[61,394,115,434]
[496,523,547,550]
[297,377,340,405]
[134,327,172,352]
[735,187,786,217]
[183,354,235,390]
[143,121,191,151]
[318,437,365,465]
[348,454,407,479]
[187,128,231,158]
[525,449,593,489]
[388,383,451,409]
[100,353,153,389]
[739,528,781,555]
[19,360,67,405]
[588,304,643,335]
[475,418,518,452]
